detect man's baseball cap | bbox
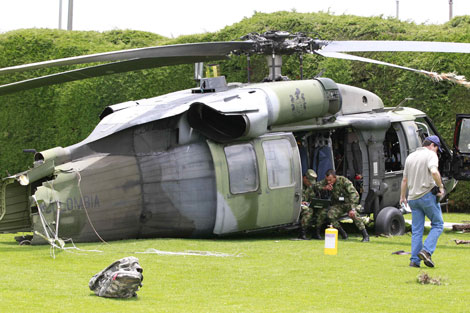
[425,135,442,152]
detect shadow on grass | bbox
[87,293,140,301]
[0,240,21,246]
[0,244,50,253]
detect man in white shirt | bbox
[400,135,445,268]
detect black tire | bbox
[375,206,405,236]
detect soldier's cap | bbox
[306,169,317,182]
[425,135,442,152]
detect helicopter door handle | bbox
[294,192,300,201]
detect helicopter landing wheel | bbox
[375,206,405,236]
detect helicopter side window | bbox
[224,144,259,194]
[262,139,294,188]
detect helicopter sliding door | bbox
[382,122,408,207]
[208,133,302,235]
[452,114,470,180]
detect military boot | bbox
[312,227,323,240]
[361,228,370,242]
[298,228,310,240]
[337,225,348,240]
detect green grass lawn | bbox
[440,212,470,223]
[1,213,469,313]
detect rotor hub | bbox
[237,31,324,55]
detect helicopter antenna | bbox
[392,97,413,111]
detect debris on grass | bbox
[391,250,410,255]
[452,224,470,232]
[454,239,470,245]
[417,272,447,286]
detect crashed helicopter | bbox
[1,31,470,245]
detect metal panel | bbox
[136,142,216,238]
[31,155,143,243]
[0,179,31,233]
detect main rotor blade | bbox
[0,41,254,75]
[320,40,470,53]
[315,50,425,73]
[316,50,470,88]
[0,55,230,95]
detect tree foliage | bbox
[1,12,470,210]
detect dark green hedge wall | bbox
[1,12,470,210]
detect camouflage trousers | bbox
[314,203,365,231]
[300,204,314,229]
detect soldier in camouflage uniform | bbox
[312,169,370,242]
[298,169,318,240]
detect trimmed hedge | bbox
[1,12,470,210]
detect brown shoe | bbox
[418,250,435,268]
[409,261,420,268]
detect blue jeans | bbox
[408,192,444,265]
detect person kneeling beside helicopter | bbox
[310,169,370,242]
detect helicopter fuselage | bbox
[0,77,466,243]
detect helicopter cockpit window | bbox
[262,139,294,188]
[224,144,259,194]
[458,118,470,153]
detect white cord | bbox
[135,248,243,257]
[75,170,109,245]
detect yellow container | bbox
[324,226,338,255]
